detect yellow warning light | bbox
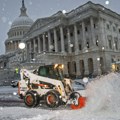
[58,64,64,69]
[54,64,58,69]
[61,64,64,69]
[112,64,116,71]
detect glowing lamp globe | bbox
[62,10,66,14]
[50,45,54,50]
[70,44,73,47]
[97,57,100,61]
[83,77,88,83]
[19,42,25,49]
[105,0,109,5]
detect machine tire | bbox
[24,91,39,107]
[32,91,40,107]
[45,90,60,108]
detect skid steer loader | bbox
[18,64,86,109]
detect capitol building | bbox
[0,0,120,80]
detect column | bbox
[9,43,10,51]
[37,36,41,53]
[7,43,9,51]
[54,28,58,52]
[33,38,36,52]
[48,31,52,52]
[76,61,81,77]
[5,44,7,52]
[116,26,120,50]
[43,34,46,51]
[104,20,109,49]
[10,42,12,51]
[74,24,79,53]
[69,62,73,75]
[90,17,96,46]
[14,42,16,50]
[111,23,115,50]
[16,41,18,49]
[84,59,89,75]
[13,41,15,51]
[82,21,86,49]
[98,17,104,47]
[33,38,36,58]
[29,41,32,60]
[11,42,14,51]
[14,41,17,50]
[98,16,107,48]
[93,57,101,75]
[9,43,11,51]
[67,27,72,53]
[60,26,65,53]
[64,62,69,76]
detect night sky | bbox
[0,0,120,55]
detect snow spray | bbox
[84,73,120,113]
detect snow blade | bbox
[70,97,86,110]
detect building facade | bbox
[1,1,120,80]
[22,1,120,77]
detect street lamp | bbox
[70,43,73,48]
[97,57,101,75]
[49,45,54,51]
[105,0,110,5]
[97,57,100,61]
[62,10,66,14]
[19,42,25,50]
[102,46,105,50]
[19,42,26,62]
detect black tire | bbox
[45,90,61,108]
[24,91,39,107]
[32,91,40,107]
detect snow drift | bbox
[85,72,120,113]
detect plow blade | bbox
[70,97,86,110]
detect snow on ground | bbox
[0,72,120,120]
[0,86,18,94]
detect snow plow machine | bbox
[18,64,86,109]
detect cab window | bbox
[38,67,48,77]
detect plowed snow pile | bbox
[85,72,120,113]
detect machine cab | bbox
[37,64,64,80]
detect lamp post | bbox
[97,57,101,75]
[49,45,54,52]
[18,42,26,62]
[69,43,73,48]
[105,0,110,5]
[102,46,105,50]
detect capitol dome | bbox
[11,16,33,28]
[11,0,33,28]
[5,0,34,53]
